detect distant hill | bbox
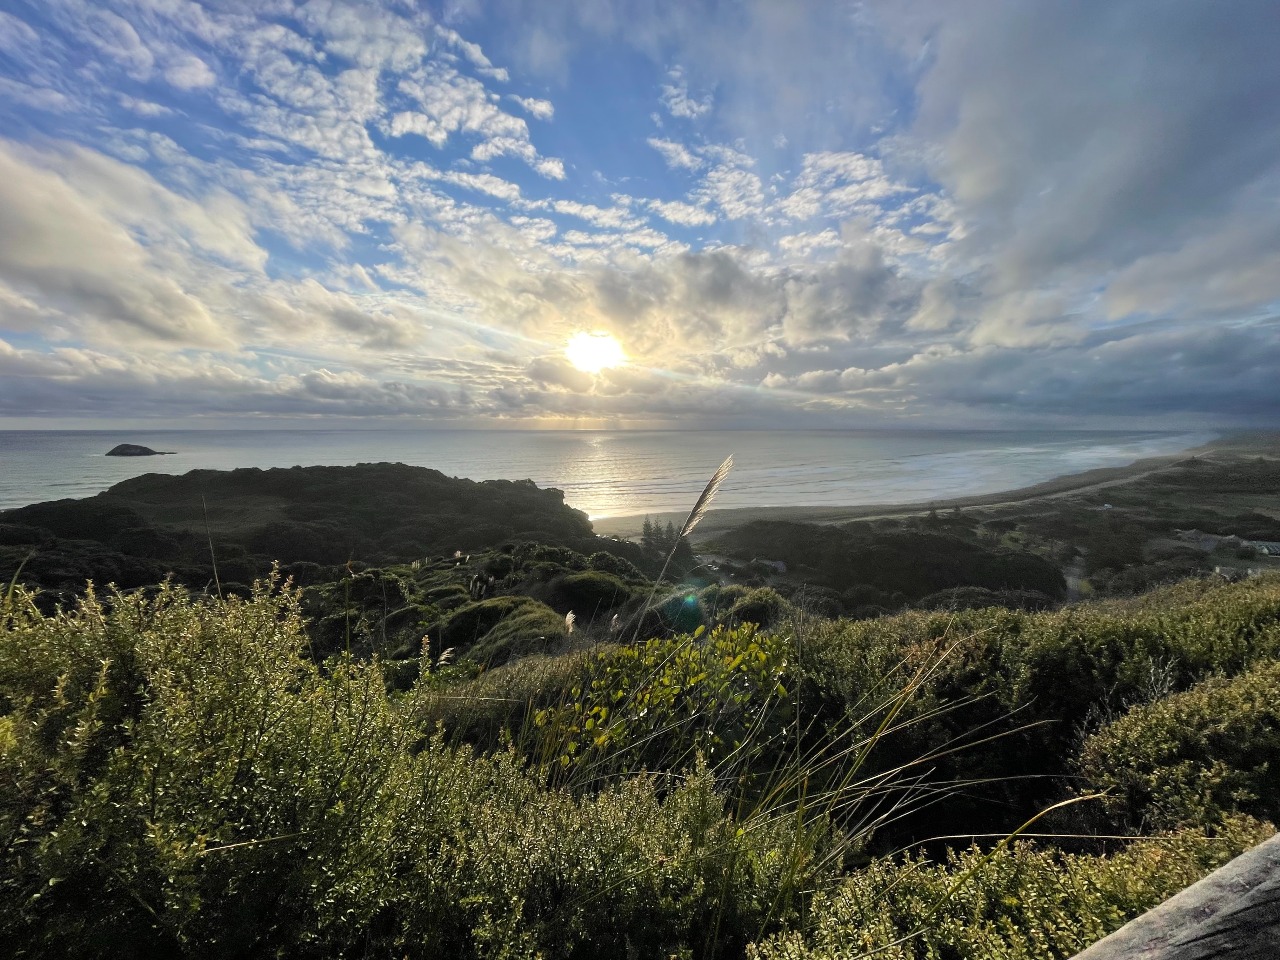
[0,463,604,597]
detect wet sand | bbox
[590,432,1280,541]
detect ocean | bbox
[0,428,1215,520]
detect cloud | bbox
[0,141,239,347]
[1,0,1277,428]
[435,24,510,82]
[548,199,640,230]
[526,355,595,392]
[898,0,1280,307]
[83,8,155,81]
[648,198,716,228]
[0,78,73,112]
[440,170,523,202]
[647,137,703,171]
[391,62,563,175]
[776,151,914,221]
[693,162,765,221]
[660,65,712,119]
[117,94,176,117]
[906,278,960,332]
[0,338,463,420]
[164,53,216,90]
[509,94,554,120]
[0,11,39,51]
[296,0,431,71]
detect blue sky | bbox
[0,0,1277,428]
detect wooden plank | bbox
[1074,832,1280,959]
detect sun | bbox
[565,331,626,373]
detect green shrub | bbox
[587,550,646,581]
[748,816,1272,960]
[1080,660,1280,829]
[795,575,1280,841]
[469,602,569,664]
[430,595,564,655]
[0,583,841,959]
[720,588,793,630]
[531,624,796,779]
[543,571,636,616]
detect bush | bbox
[532,624,796,778]
[0,583,841,959]
[721,587,792,630]
[914,586,1054,612]
[0,524,49,547]
[469,602,569,664]
[749,816,1271,960]
[1080,660,1280,829]
[542,571,636,617]
[587,550,646,581]
[430,595,563,655]
[794,575,1280,841]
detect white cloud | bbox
[436,25,510,82]
[534,156,566,180]
[441,170,523,202]
[0,78,73,112]
[647,137,703,171]
[549,200,641,230]
[694,164,765,221]
[776,151,914,221]
[3,0,1277,427]
[527,355,595,392]
[0,11,39,51]
[660,65,712,119]
[296,0,430,71]
[390,63,562,176]
[117,94,175,116]
[83,8,155,81]
[777,230,842,259]
[0,141,232,347]
[509,94,554,120]
[164,53,216,90]
[648,198,716,227]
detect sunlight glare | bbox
[565,331,626,373]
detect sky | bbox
[0,0,1277,430]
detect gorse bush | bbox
[1080,659,1280,830]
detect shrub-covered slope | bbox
[3,571,1279,958]
[0,463,627,600]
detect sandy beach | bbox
[591,432,1280,541]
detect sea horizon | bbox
[0,427,1217,520]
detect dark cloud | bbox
[525,355,595,393]
[899,0,1280,303]
[764,320,1280,425]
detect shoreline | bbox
[590,432,1279,541]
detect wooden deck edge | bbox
[1073,831,1280,959]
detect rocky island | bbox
[106,443,174,456]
